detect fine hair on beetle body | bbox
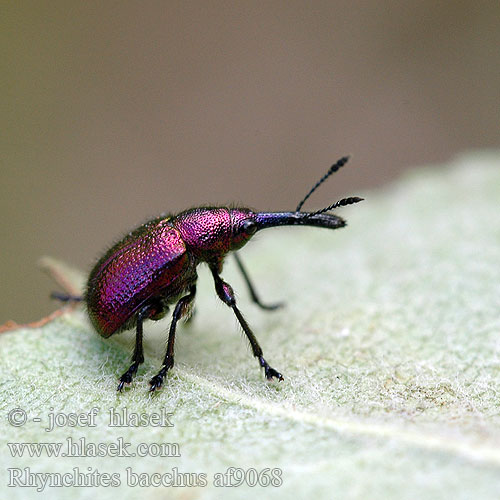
[52,156,363,392]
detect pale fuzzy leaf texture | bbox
[1,152,500,499]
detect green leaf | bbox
[2,152,500,499]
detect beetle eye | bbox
[242,220,257,235]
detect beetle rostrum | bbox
[52,156,363,391]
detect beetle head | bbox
[230,156,363,247]
[229,209,259,251]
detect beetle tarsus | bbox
[259,356,284,381]
[148,364,170,392]
[117,362,140,391]
[148,374,164,392]
[261,301,285,311]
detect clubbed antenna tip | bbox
[305,196,364,218]
[295,156,351,212]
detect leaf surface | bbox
[1,152,500,499]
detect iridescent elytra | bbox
[52,157,363,391]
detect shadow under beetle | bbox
[53,156,362,391]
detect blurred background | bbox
[2,1,499,323]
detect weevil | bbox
[53,156,362,391]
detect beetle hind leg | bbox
[117,301,164,391]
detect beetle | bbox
[52,156,362,391]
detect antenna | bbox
[295,156,350,212]
[304,196,364,218]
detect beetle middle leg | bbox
[210,266,283,382]
[149,285,197,392]
[233,253,283,311]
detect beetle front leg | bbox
[149,285,197,392]
[210,266,283,382]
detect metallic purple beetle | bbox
[53,157,362,391]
